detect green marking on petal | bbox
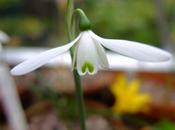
[81,62,94,73]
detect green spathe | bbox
[74,9,91,31]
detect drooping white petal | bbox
[11,34,81,76]
[76,31,99,75]
[93,38,109,68]
[89,31,171,62]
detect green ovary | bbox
[81,62,94,73]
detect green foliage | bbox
[0,16,57,46]
[83,0,175,47]
[0,0,21,9]
[0,0,174,47]
[153,120,175,130]
[0,17,44,35]
[31,86,79,121]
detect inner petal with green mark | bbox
[81,62,94,73]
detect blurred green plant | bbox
[83,0,175,47]
[0,17,44,36]
[31,85,79,121]
[153,120,175,130]
[1,0,175,47]
[0,0,21,9]
[0,16,58,46]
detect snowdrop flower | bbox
[11,30,171,76]
[11,9,171,76]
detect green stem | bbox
[66,0,74,41]
[66,0,86,130]
[73,70,86,130]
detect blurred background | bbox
[0,0,175,130]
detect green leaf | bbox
[153,120,175,130]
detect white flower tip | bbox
[10,69,20,76]
[157,50,172,62]
[10,61,35,76]
[10,70,18,76]
[10,67,25,76]
[165,52,172,60]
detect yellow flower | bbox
[110,75,150,114]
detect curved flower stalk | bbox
[11,30,171,76]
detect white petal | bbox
[90,31,171,62]
[11,34,81,76]
[93,39,109,68]
[76,31,99,75]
